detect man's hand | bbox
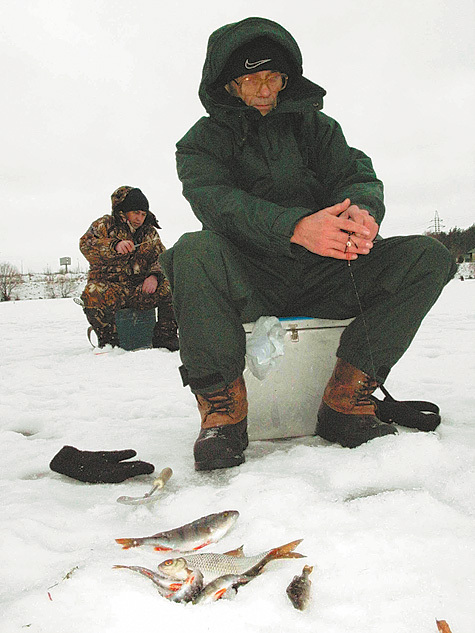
[339,203,379,242]
[142,275,158,294]
[116,240,135,254]
[290,199,378,260]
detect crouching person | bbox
[80,185,178,351]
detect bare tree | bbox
[43,266,57,298]
[0,262,23,301]
[56,271,77,298]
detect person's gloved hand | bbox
[49,445,155,483]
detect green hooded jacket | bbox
[176,17,385,259]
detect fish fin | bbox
[192,540,212,551]
[269,539,305,559]
[115,538,139,549]
[153,546,173,552]
[248,539,305,576]
[169,583,182,591]
[223,545,245,557]
[214,588,228,601]
[186,573,199,585]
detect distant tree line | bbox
[0,262,23,301]
[425,224,475,262]
[0,261,84,301]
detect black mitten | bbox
[49,445,155,483]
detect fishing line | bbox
[343,236,441,427]
[345,235,378,381]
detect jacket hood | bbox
[111,185,160,229]
[199,17,326,116]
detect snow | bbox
[1,279,474,633]
[10,273,87,302]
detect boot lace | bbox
[202,384,236,417]
[352,376,379,407]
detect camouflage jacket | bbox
[80,213,167,284]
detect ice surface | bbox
[0,279,474,632]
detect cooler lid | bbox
[243,316,353,334]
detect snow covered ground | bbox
[11,273,86,302]
[0,278,474,633]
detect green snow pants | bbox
[160,232,455,393]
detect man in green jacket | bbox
[160,17,455,471]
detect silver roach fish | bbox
[191,548,285,605]
[115,510,239,552]
[286,564,313,611]
[113,564,204,603]
[157,539,305,584]
[192,574,252,605]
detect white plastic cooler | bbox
[244,317,353,441]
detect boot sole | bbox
[317,403,397,448]
[195,454,245,471]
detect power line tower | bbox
[427,210,445,234]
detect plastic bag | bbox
[245,316,286,380]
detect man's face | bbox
[125,210,147,229]
[226,70,287,116]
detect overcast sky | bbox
[1,0,474,273]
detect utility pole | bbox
[427,210,445,234]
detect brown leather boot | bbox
[194,376,249,471]
[316,359,397,448]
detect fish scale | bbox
[158,539,305,583]
[181,552,265,577]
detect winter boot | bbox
[316,358,397,448]
[194,376,249,471]
[84,307,119,348]
[152,320,179,352]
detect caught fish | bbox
[286,564,313,611]
[192,573,252,605]
[114,564,204,603]
[115,510,239,552]
[158,539,305,584]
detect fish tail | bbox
[260,539,305,570]
[115,538,142,549]
[246,540,305,578]
[113,564,152,576]
[269,539,305,561]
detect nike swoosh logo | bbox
[245,58,271,69]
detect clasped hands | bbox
[290,198,378,261]
[115,240,157,294]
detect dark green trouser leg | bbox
[160,231,283,391]
[291,235,456,382]
[160,232,456,390]
[339,235,455,380]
